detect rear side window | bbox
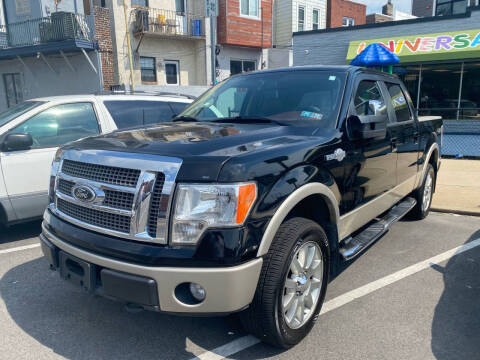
[169,101,189,116]
[385,83,411,123]
[104,100,174,129]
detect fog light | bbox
[189,282,206,302]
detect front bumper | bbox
[40,223,262,314]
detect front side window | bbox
[353,80,387,117]
[3,73,24,108]
[0,101,44,127]
[240,0,259,17]
[313,9,319,30]
[140,56,157,83]
[298,6,305,31]
[342,17,355,26]
[104,100,174,129]
[165,61,179,85]
[180,70,347,128]
[386,83,411,122]
[9,103,99,148]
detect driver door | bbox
[0,102,100,220]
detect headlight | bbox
[171,183,257,245]
[49,148,64,203]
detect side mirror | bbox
[346,114,387,141]
[2,133,33,152]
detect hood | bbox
[64,122,339,181]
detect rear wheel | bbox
[240,217,329,348]
[409,164,435,220]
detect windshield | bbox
[0,101,45,127]
[180,70,346,128]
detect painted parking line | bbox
[0,243,40,255]
[191,238,480,360]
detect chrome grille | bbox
[58,179,75,195]
[62,159,140,187]
[51,150,182,244]
[103,190,135,210]
[57,198,131,233]
[147,174,166,237]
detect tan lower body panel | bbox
[41,223,262,313]
[338,175,417,240]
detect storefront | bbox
[293,6,480,156]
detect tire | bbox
[240,217,330,348]
[409,164,435,220]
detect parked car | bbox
[0,94,193,226]
[40,66,442,348]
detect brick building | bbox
[216,0,273,81]
[327,0,366,28]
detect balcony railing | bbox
[0,12,95,50]
[132,8,205,38]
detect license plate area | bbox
[59,251,96,292]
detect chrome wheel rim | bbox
[282,241,323,329]
[422,171,433,212]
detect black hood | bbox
[64,122,340,181]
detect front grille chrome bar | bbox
[51,149,182,244]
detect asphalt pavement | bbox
[0,212,479,360]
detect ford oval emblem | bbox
[72,185,96,203]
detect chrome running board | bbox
[339,197,417,261]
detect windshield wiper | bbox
[172,115,198,122]
[211,116,288,126]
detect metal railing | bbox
[132,8,204,37]
[0,12,95,49]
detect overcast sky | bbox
[354,0,412,14]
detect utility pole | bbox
[123,0,135,92]
[206,0,218,85]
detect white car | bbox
[0,93,193,226]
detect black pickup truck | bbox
[40,66,442,348]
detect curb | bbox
[431,208,480,217]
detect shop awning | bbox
[346,29,480,64]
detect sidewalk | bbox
[431,159,480,216]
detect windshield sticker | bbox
[300,111,323,120]
[329,75,336,81]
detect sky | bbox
[354,0,412,14]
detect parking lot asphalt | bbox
[0,212,479,360]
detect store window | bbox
[298,6,305,31]
[460,62,480,119]
[230,60,256,76]
[165,60,180,85]
[240,0,259,17]
[386,83,411,122]
[132,0,148,7]
[3,73,24,108]
[342,17,355,26]
[140,57,157,83]
[313,9,319,30]
[435,0,468,16]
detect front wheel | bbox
[240,217,330,348]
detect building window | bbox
[3,73,23,108]
[240,0,259,17]
[132,0,148,7]
[312,9,319,30]
[298,6,305,31]
[140,57,157,83]
[435,0,468,16]
[230,60,256,76]
[342,17,355,26]
[165,60,180,85]
[176,0,186,14]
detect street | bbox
[0,212,479,360]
